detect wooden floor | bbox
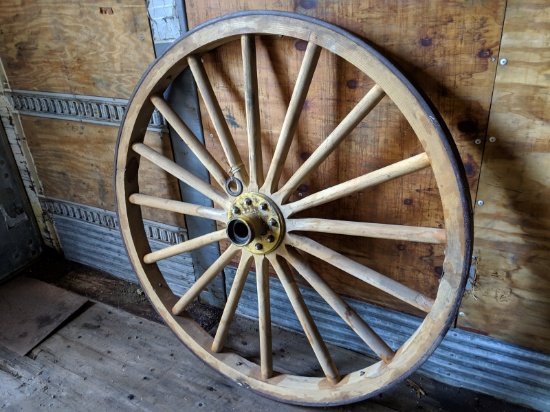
[0,253,533,411]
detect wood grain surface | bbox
[0,0,155,98]
[0,277,87,356]
[184,1,504,314]
[22,116,185,227]
[186,0,506,192]
[458,0,550,353]
[3,299,515,411]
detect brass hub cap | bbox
[226,192,285,254]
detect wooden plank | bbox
[0,350,65,410]
[0,278,87,356]
[0,0,155,98]
[185,1,505,314]
[22,116,185,227]
[458,0,550,353]
[37,334,180,410]
[0,306,383,412]
[0,341,129,411]
[32,303,391,411]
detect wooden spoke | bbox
[172,244,240,316]
[212,251,254,353]
[242,35,263,190]
[132,143,230,208]
[143,229,227,264]
[282,152,430,216]
[274,84,386,203]
[280,246,394,363]
[129,193,226,222]
[267,254,341,384]
[286,234,434,312]
[286,218,446,244]
[188,55,249,185]
[262,41,322,194]
[255,254,273,379]
[150,95,228,188]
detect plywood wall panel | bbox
[184,1,503,315]
[186,0,506,193]
[22,117,185,227]
[0,0,155,98]
[0,1,185,228]
[458,0,550,353]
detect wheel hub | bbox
[226,192,285,254]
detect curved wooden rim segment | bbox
[114,11,472,406]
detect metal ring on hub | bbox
[225,176,243,196]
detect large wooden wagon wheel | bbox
[115,11,472,406]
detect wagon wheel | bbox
[115,11,472,406]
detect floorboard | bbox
[0,250,532,411]
[0,278,87,355]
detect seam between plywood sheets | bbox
[470,0,508,210]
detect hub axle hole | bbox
[227,218,253,246]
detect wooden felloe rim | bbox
[115,11,472,406]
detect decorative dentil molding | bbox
[39,197,187,245]
[6,90,166,132]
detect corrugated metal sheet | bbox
[40,197,187,245]
[226,268,550,411]
[51,211,195,297]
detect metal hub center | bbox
[226,192,285,254]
